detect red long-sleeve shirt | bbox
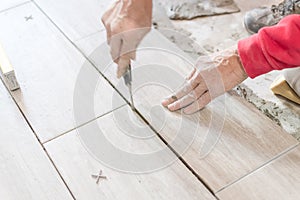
[238,14,300,78]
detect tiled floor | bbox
[167,0,300,135]
[0,0,299,199]
[0,0,29,12]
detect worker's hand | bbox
[101,0,152,78]
[161,48,248,114]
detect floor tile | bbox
[34,0,109,41]
[0,80,72,200]
[45,105,216,200]
[0,3,125,143]
[217,145,300,200]
[0,0,28,12]
[75,29,299,192]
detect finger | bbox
[161,71,204,107]
[101,1,121,44]
[185,68,196,80]
[120,42,137,61]
[129,49,136,60]
[183,91,211,115]
[121,27,151,61]
[117,56,130,78]
[161,81,192,107]
[115,34,138,78]
[109,35,122,63]
[167,83,208,111]
[121,33,140,60]
[105,24,112,44]
[101,0,120,21]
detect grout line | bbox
[30,1,126,106]
[31,0,216,197]
[73,29,105,43]
[0,1,31,14]
[128,104,216,195]
[4,1,297,198]
[43,104,127,144]
[215,143,300,194]
[0,77,77,200]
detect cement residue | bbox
[153,2,300,140]
[155,0,240,20]
[153,2,208,59]
[235,84,300,138]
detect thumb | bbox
[117,56,131,78]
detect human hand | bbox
[101,0,152,78]
[161,48,248,114]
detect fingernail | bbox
[167,104,175,111]
[161,99,169,106]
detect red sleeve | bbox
[238,14,300,78]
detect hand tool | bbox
[123,64,135,111]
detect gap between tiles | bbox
[0,1,31,14]
[5,1,299,199]
[27,1,229,197]
[27,1,278,198]
[31,0,135,114]
[73,29,106,43]
[216,143,300,194]
[0,77,77,200]
[42,104,127,145]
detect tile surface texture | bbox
[75,29,299,192]
[34,0,110,41]
[0,3,125,142]
[0,81,72,200]
[45,106,216,200]
[0,0,299,198]
[217,145,300,200]
[0,0,28,12]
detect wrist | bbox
[217,49,248,91]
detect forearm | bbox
[238,14,300,78]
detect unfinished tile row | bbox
[217,145,300,199]
[0,2,125,143]
[0,79,72,199]
[74,28,298,192]
[44,106,217,200]
[1,0,299,199]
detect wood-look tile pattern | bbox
[0,3,125,143]
[0,80,73,200]
[34,0,110,41]
[217,145,300,200]
[1,0,298,198]
[0,0,28,12]
[75,30,299,192]
[45,106,216,200]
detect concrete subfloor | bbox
[153,0,300,138]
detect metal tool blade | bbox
[123,64,135,110]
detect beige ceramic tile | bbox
[0,80,72,200]
[0,0,28,12]
[217,145,300,200]
[34,0,110,41]
[75,29,298,192]
[45,105,216,200]
[0,3,125,143]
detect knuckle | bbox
[189,91,198,100]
